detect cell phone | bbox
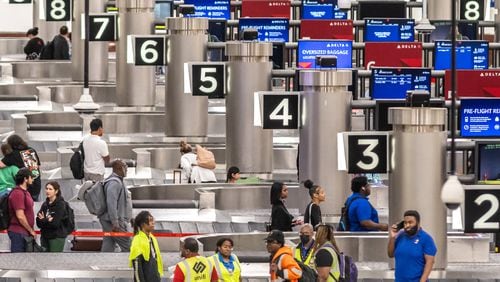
[396,220,405,230]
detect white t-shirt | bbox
[82,134,109,175]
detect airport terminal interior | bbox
[2,0,500,281]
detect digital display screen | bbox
[364,42,422,68]
[241,0,290,18]
[370,67,431,99]
[429,20,478,41]
[301,0,347,19]
[460,99,500,137]
[184,0,231,19]
[208,20,227,42]
[238,18,289,42]
[434,41,488,70]
[445,70,500,99]
[358,0,406,19]
[297,40,352,69]
[300,19,353,40]
[375,99,445,131]
[364,18,415,42]
[476,142,500,184]
[154,0,173,20]
[272,42,286,69]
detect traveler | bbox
[173,237,218,282]
[52,25,70,60]
[98,159,132,252]
[293,224,315,268]
[36,181,67,252]
[208,237,241,282]
[0,134,41,201]
[179,141,216,183]
[226,166,240,183]
[82,118,110,182]
[266,230,303,281]
[129,211,163,282]
[388,210,437,282]
[0,144,19,197]
[24,27,44,60]
[345,176,388,231]
[313,224,341,281]
[270,182,301,231]
[303,179,325,229]
[8,168,36,252]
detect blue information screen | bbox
[297,40,352,69]
[461,99,500,137]
[154,1,173,20]
[238,18,289,42]
[364,18,415,42]
[302,0,347,19]
[370,67,431,99]
[184,0,231,19]
[434,41,489,70]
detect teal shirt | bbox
[0,166,19,193]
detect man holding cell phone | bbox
[387,210,437,282]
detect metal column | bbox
[388,107,448,269]
[116,0,155,106]
[32,0,65,43]
[165,18,208,137]
[427,0,453,20]
[72,0,108,82]
[298,70,352,216]
[225,42,273,176]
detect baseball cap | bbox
[264,230,285,245]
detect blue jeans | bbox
[8,231,26,253]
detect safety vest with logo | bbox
[293,242,315,267]
[315,242,340,282]
[177,255,213,282]
[209,254,241,282]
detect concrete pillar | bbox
[71,0,108,82]
[165,18,208,137]
[298,70,352,216]
[225,41,273,176]
[427,0,453,21]
[33,0,66,43]
[388,107,448,269]
[116,0,155,106]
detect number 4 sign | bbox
[261,93,300,129]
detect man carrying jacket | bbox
[99,159,132,252]
[266,230,302,282]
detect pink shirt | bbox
[8,187,34,235]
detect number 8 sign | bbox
[45,0,71,21]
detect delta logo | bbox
[330,21,350,27]
[480,72,500,77]
[269,1,288,6]
[396,44,420,49]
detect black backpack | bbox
[337,196,362,231]
[39,40,54,60]
[69,142,85,180]
[62,201,75,236]
[0,191,11,231]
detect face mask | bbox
[405,225,418,236]
[300,235,311,245]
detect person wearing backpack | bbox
[179,141,216,183]
[99,159,132,252]
[36,181,68,252]
[265,230,303,282]
[0,144,19,197]
[24,27,44,60]
[7,168,36,252]
[345,176,388,232]
[387,210,437,282]
[313,224,341,281]
[52,25,70,60]
[82,118,110,182]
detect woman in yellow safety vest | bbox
[314,224,341,282]
[129,210,164,282]
[209,237,242,282]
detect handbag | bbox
[24,236,45,252]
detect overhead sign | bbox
[253,92,301,129]
[188,63,226,99]
[364,42,423,69]
[127,36,166,66]
[465,186,500,233]
[339,132,389,173]
[460,99,500,138]
[9,0,32,3]
[460,0,485,21]
[184,0,231,19]
[88,14,117,41]
[45,0,72,21]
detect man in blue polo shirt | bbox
[387,210,437,282]
[345,176,388,231]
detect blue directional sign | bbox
[461,99,500,137]
[184,0,231,19]
[238,18,289,42]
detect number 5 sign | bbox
[339,132,389,174]
[465,187,500,233]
